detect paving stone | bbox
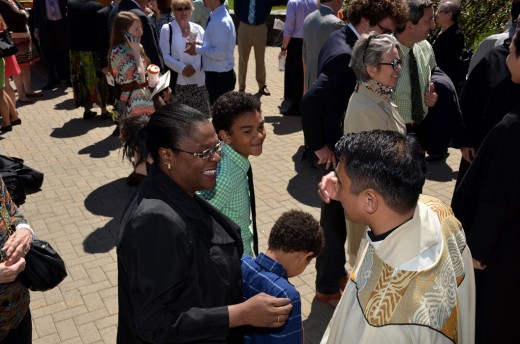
[0,45,463,343]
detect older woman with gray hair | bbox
[343,32,407,268]
[344,33,406,135]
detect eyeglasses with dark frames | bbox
[173,141,223,159]
[175,6,191,11]
[378,58,402,70]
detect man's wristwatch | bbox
[281,46,287,52]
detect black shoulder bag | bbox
[18,239,68,291]
[0,31,18,58]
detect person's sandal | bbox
[11,119,22,126]
[0,125,13,133]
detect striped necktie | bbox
[248,0,255,24]
[409,49,424,124]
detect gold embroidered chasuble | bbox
[321,196,475,344]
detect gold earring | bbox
[164,161,171,170]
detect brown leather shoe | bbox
[259,85,271,96]
[314,291,342,308]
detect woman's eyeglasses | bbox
[173,141,223,159]
[378,58,402,70]
[175,6,191,11]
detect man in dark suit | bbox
[454,35,520,189]
[300,0,408,306]
[32,0,70,90]
[420,67,464,161]
[96,0,120,75]
[109,0,164,71]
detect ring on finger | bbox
[276,315,280,323]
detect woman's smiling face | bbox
[169,120,222,195]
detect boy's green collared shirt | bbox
[198,143,254,256]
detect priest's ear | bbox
[363,189,379,214]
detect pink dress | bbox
[4,54,20,78]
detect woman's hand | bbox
[0,258,26,283]
[278,50,287,59]
[228,292,293,328]
[1,228,32,266]
[314,145,336,171]
[182,64,196,77]
[184,42,196,56]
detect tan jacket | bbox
[344,83,406,135]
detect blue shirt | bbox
[195,5,236,72]
[283,0,317,39]
[241,254,303,343]
[234,0,273,25]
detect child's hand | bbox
[125,33,141,56]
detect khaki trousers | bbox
[237,22,267,91]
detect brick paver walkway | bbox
[0,46,462,343]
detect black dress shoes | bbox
[83,110,97,119]
[280,108,300,116]
[0,125,13,133]
[259,85,271,96]
[426,152,450,162]
[42,81,60,90]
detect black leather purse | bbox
[0,31,18,58]
[18,239,67,291]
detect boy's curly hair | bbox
[268,210,324,258]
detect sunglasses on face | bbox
[378,58,402,70]
[175,6,190,11]
[376,23,393,34]
[173,141,223,159]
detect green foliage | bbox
[340,0,511,49]
[450,0,510,50]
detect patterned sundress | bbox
[110,44,154,117]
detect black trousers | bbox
[315,165,347,294]
[39,19,70,83]
[283,38,303,114]
[205,69,236,105]
[0,309,32,344]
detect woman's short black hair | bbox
[146,103,209,164]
